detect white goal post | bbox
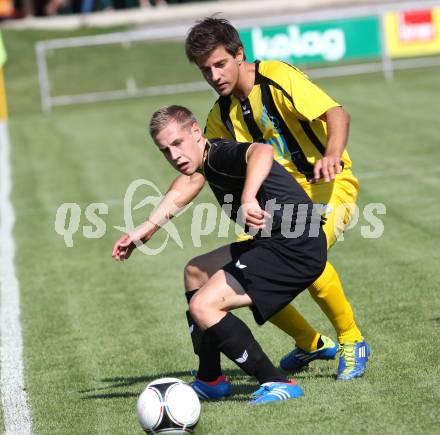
[35,0,440,112]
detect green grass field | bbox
[2,28,440,434]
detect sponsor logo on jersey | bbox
[235,350,248,364]
[235,260,247,269]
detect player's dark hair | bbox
[149,105,197,139]
[185,17,245,63]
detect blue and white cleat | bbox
[337,340,370,381]
[280,335,338,372]
[191,376,232,400]
[249,380,303,405]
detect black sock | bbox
[185,290,222,382]
[206,313,287,385]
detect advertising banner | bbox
[239,16,381,66]
[384,8,440,58]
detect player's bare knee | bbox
[188,295,209,325]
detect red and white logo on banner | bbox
[397,10,435,42]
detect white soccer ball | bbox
[136,377,201,434]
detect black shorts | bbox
[223,231,327,325]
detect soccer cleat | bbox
[337,340,370,381]
[280,335,338,372]
[249,380,303,405]
[191,375,232,400]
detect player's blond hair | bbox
[149,105,197,140]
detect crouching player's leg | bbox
[236,233,332,363]
[184,245,233,400]
[189,268,303,405]
[189,231,326,404]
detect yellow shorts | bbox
[301,169,359,248]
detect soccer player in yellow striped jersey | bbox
[184,17,370,381]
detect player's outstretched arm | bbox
[149,172,206,226]
[313,106,350,183]
[241,143,273,229]
[112,223,156,261]
[112,173,205,261]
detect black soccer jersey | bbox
[203,138,319,236]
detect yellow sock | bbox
[308,262,363,344]
[269,304,320,352]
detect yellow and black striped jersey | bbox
[204,60,353,186]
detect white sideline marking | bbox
[0,122,33,434]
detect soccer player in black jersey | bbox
[112,105,328,404]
